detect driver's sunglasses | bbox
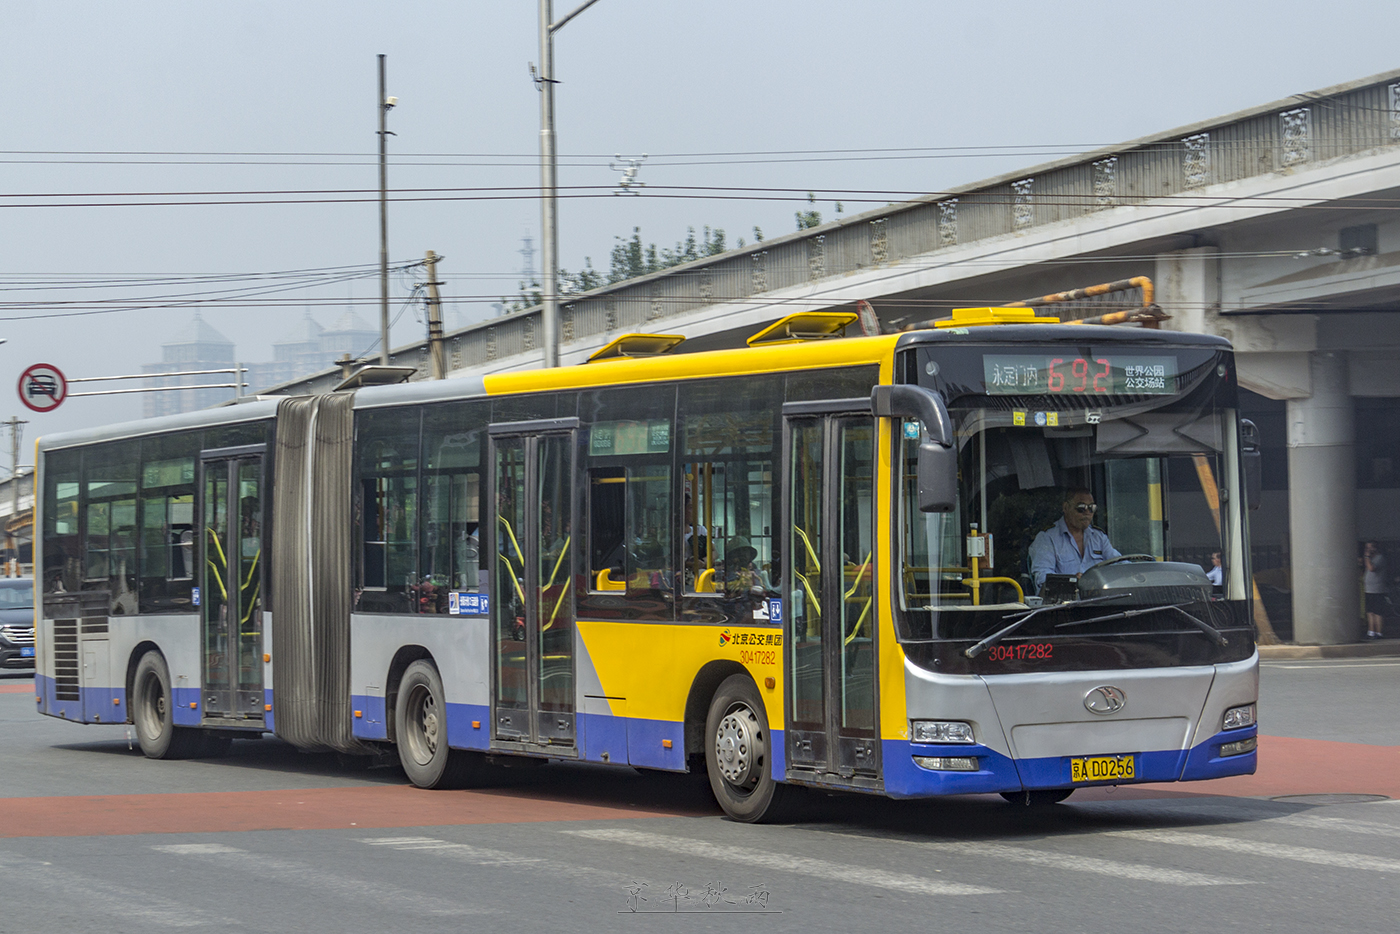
[1073,503,1098,514]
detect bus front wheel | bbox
[704,674,791,823]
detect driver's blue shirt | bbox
[1029,518,1121,592]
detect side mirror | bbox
[916,442,958,513]
[872,384,958,513]
[1240,418,1262,512]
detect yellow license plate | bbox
[1070,754,1136,783]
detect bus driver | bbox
[1028,487,1121,593]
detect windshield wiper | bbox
[963,593,1128,659]
[1054,603,1228,646]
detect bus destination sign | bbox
[983,354,1177,396]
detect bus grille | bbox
[53,619,79,700]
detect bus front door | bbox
[198,446,266,724]
[783,404,879,784]
[489,421,578,751]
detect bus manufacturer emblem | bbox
[1084,685,1127,715]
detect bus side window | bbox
[588,467,626,589]
[356,408,422,614]
[138,430,200,613]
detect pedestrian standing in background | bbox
[1206,551,1223,589]
[1363,541,1386,639]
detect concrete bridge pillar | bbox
[1287,351,1358,644]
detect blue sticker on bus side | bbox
[479,594,490,617]
[448,592,460,615]
[768,598,783,622]
[192,587,200,607]
[903,420,920,440]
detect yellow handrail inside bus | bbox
[795,570,821,618]
[793,525,821,573]
[544,536,570,590]
[694,567,716,593]
[595,568,625,592]
[545,578,571,630]
[960,576,1025,603]
[843,552,873,643]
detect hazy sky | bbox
[4,0,1400,444]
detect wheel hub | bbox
[715,706,763,786]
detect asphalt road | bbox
[2,659,1398,934]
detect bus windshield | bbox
[896,341,1254,672]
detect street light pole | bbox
[538,0,602,369]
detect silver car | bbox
[0,578,35,669]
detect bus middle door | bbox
[198,445,266,724]
[488,418,579,752]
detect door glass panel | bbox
[494,438,528,713]
[789,421,824,729]
[537,435,573,712]
[838,418,876,734]
[202,465,231,712]
[236,460,264,713]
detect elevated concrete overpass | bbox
[268,67,1400,645]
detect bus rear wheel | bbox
[131,650,216,759]
[394,660,492,789]
[704,674,790,823]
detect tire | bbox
[131,650,210,760]
[394,660,494,789]
[1001,788,1074,807]
[704,674,790,822]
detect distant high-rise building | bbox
[142,314,237,417]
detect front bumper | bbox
[883,725,1258,798]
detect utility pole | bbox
[424,251,447,380]
[377,54,396,367]
[6,417,25,518]
[537,0,603,368]
[5,416,26,575]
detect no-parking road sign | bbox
[18,363,67,412]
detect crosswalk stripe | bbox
[1273,813,1400,839]
[1110,829,1400,873]
[878,838,1250,886]
[360,836,544,866]
[563,828,1001,896]
[359,835,630,884]
[151,843,490,915]
[0,851,224,927]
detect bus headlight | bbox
[911,720,974,744]
[1222,704,1256,731]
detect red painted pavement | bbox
[0,784,684,839]
[0,734,1393,837]
[1074,734,1400,801]
[0,681,35,695]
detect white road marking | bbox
[0,850,227,927]
[1264,661,1400,669]
[360,835,633,884]
[1111,829,1400,873]
[152,842,490,915]
[881,838,1251,886]
[1272,813,1400,838]
[563,828,1001,896]
[361,836,544,866]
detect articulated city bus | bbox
[33,309,1259,821]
